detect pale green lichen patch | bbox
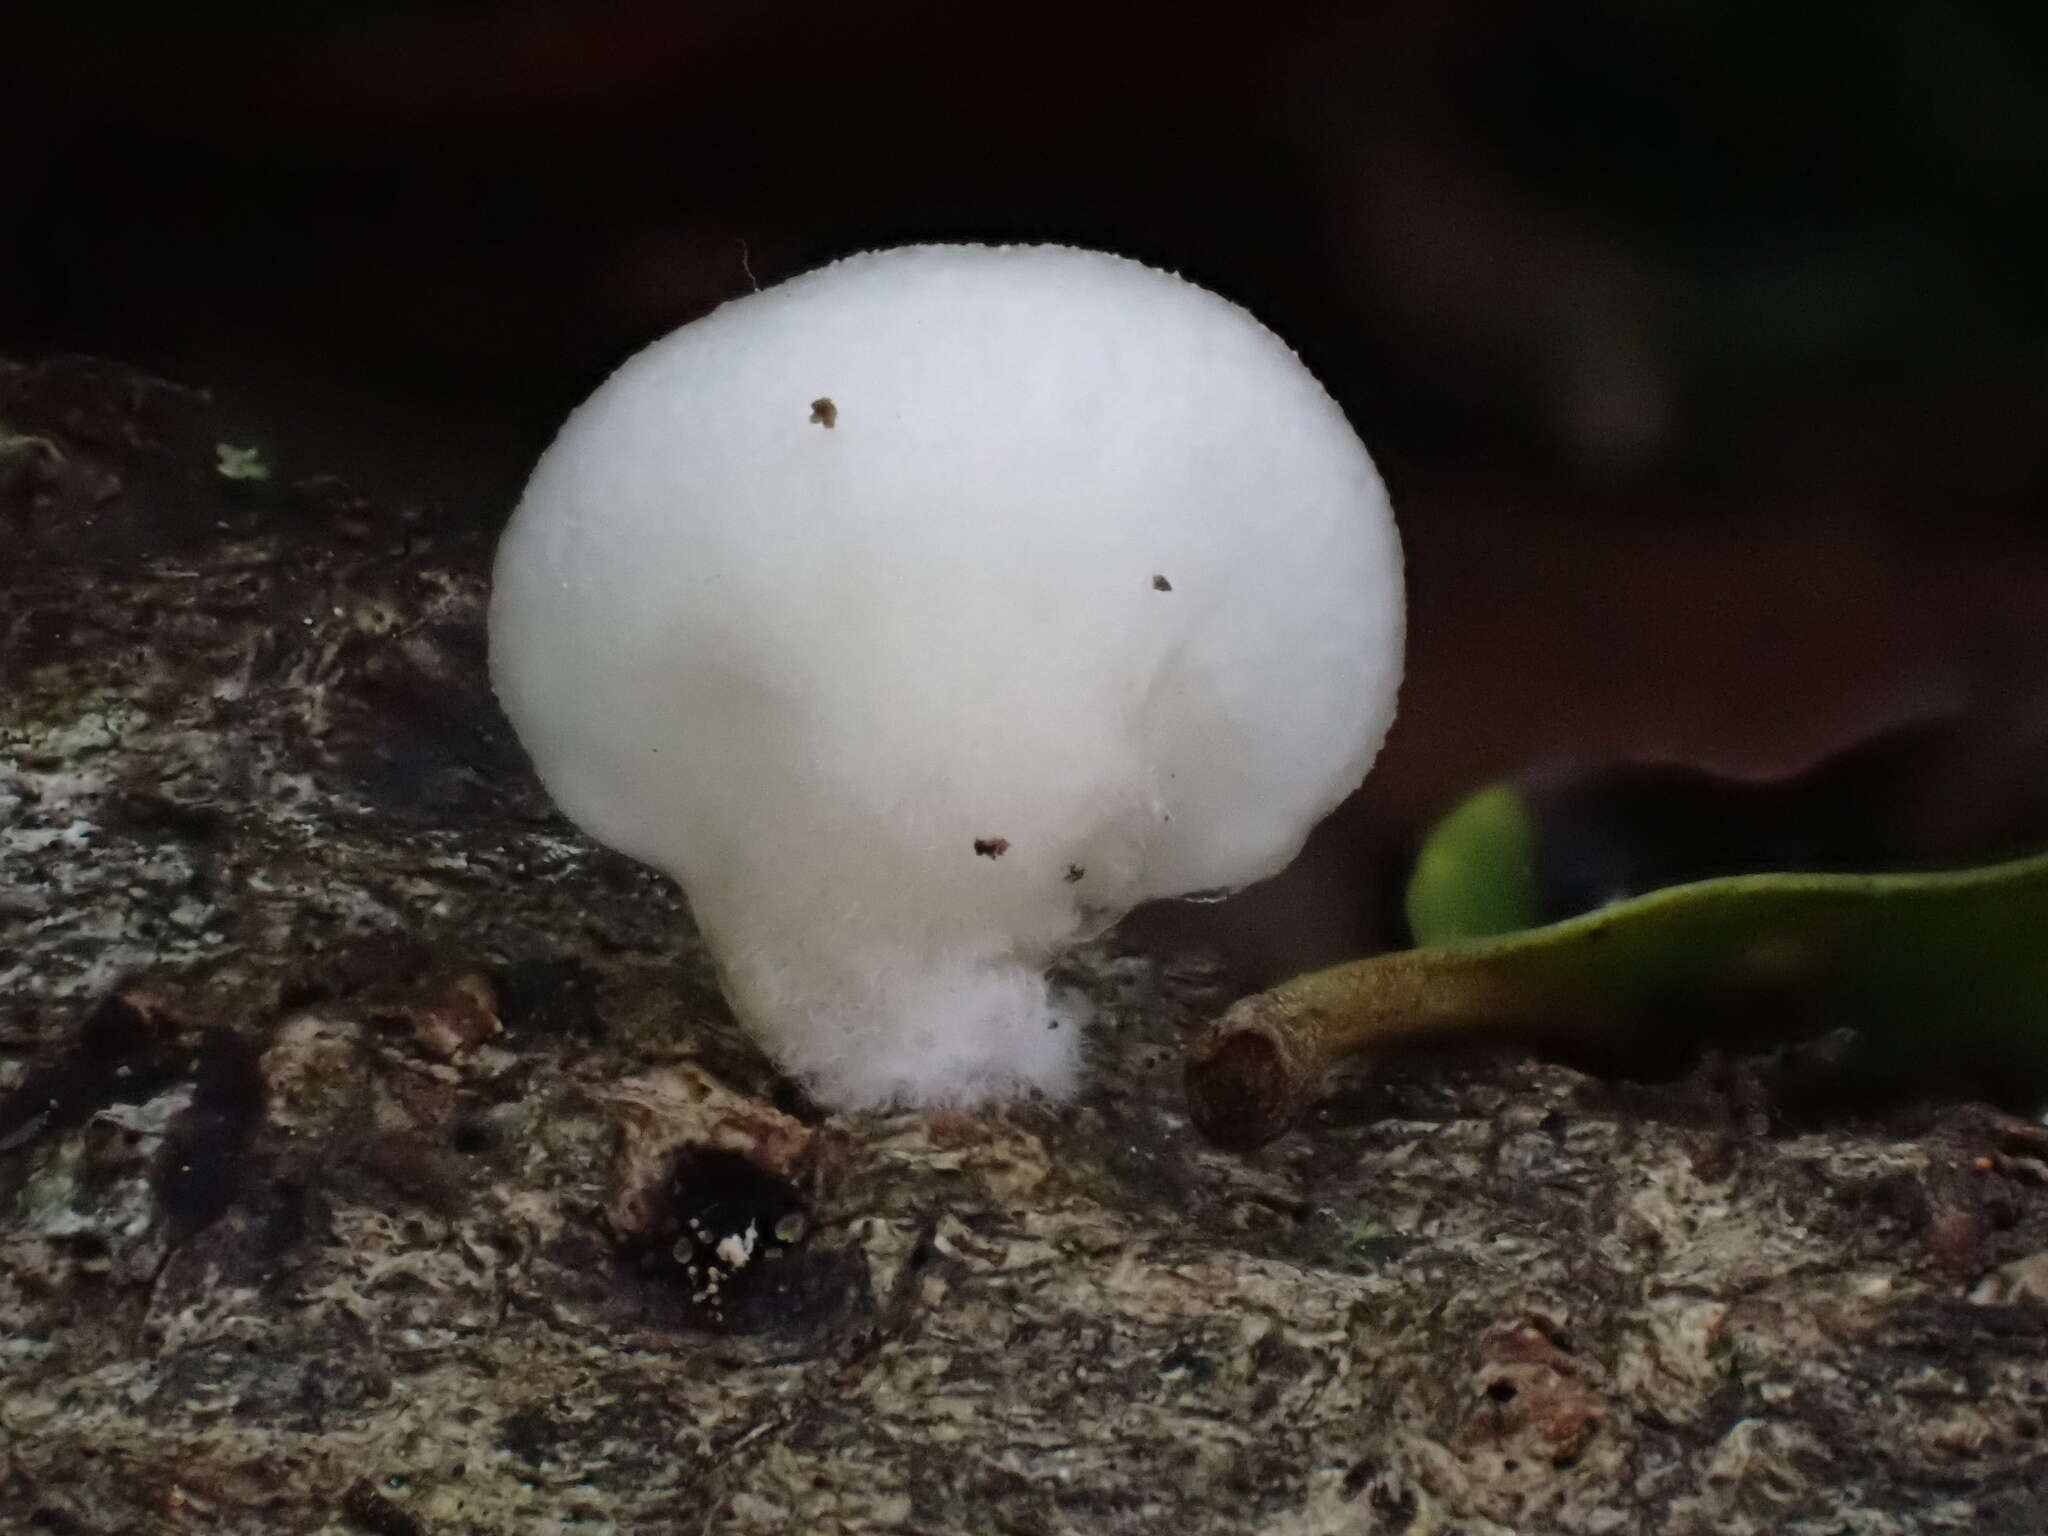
[0,422,63,462]
[212,442,270,481]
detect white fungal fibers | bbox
[489,243,1403,1108]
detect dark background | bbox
[6,0,2047,976]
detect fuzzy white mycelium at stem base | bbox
[489,242,1404,1110]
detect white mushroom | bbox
[489,243,1403,1109]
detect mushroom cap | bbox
[490,243,1403,1107]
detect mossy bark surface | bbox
[4,357,2048,1535]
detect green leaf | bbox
[1190,848,2048,1148]
[1404,780,1544,944]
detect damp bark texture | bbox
[4,356,2048,1536]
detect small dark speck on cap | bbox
[1152,574,1173,592]
[1064,864,1085,883]
[810,398,838,428]
[974,837,1010,859]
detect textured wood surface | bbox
[4,358,2047,1535]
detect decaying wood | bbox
[3,357,2047,1534]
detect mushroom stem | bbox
[1186,849,2048,1149]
